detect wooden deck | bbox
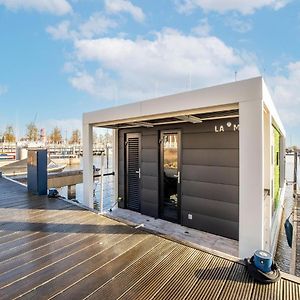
[0,177,299,299]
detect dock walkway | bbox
[0,177,299,299]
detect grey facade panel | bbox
[181,180,239,204]
[182,210,239,240]
[142,149,158,163]
[182,195,239,222]
[141,162,158,177]
[182,132,239,149]
[142,175,158,190]
[141,201,158,218]
[182,165,239,186]
[182,149,239,167]
[141,188,159,204]
[118,117,239,240]
[141,134,158,149]
[181,119,239,134]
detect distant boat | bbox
[0,153,16,160]
[0,158,66,176]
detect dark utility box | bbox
[27,149,47,195]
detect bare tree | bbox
[69,129,81,144]
[49,127,62,144]
[26,122,39,142]
[104,131,112,146]
[4,125,16,143]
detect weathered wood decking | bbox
[0,177,299,299]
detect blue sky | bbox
[0,0,299,145]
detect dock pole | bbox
[100,153,104,213]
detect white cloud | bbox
[191,18,211,36]
[176,0,290,15]
[69,72,96,95]
[46,21,73,40]
[78,13,117,39]
[268,62,300,127]
[225,15,253,33]
[105,0,145,22]
[69,69,117,100]
[0,85,8,96]
[70,28,259,101]
[0,0,72,15]
[47,14,117,41]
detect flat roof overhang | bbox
[95,106,239,129]
[83,76,285,136]
[84,77,260,126]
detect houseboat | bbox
[82,77,286,258]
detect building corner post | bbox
[239,99,264,258]
[82,121,94,209]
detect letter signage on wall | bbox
[215,122,239,133]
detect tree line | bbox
[1,123,81,144]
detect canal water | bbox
[59,155,115,211]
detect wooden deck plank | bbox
[28,235,162,299]
[1,232,147,299]
[149,251,213,300]
[117,245,194,300]
[216,263,254,300]
[0,217,119,285]
[87,241,177,300]
[184,256,234,299]
[0,207,86,244]
[0,178,299,300]
[0,212,95,262]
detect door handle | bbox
[135,168,141,179]
[174,171,180,184]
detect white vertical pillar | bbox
[83,122,94,209]
[263,108,272,251]
[113,129,119,203]
[239,99,264,258]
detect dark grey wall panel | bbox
[118,117,239,240]
[182,149,239,167]
[182,195,239,222]
[182,165,239,186]
[182,210,238,240]
[141,188,158,204]
[181,180,239,204]
[182,118,239,133]
[142,175,158,190]
[142,134,158,149]
[141,162,158,177]
[142,149,157,163]
[182,132,238,149]
[141,201,158,218]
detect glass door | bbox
[160,131,181,223]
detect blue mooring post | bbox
[27,149,48,195]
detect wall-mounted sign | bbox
[215,122,239,133]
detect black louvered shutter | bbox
[126,134,141,211]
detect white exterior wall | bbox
[82,123,94,208]
[239,99,264,257]
[263,108,272,251]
